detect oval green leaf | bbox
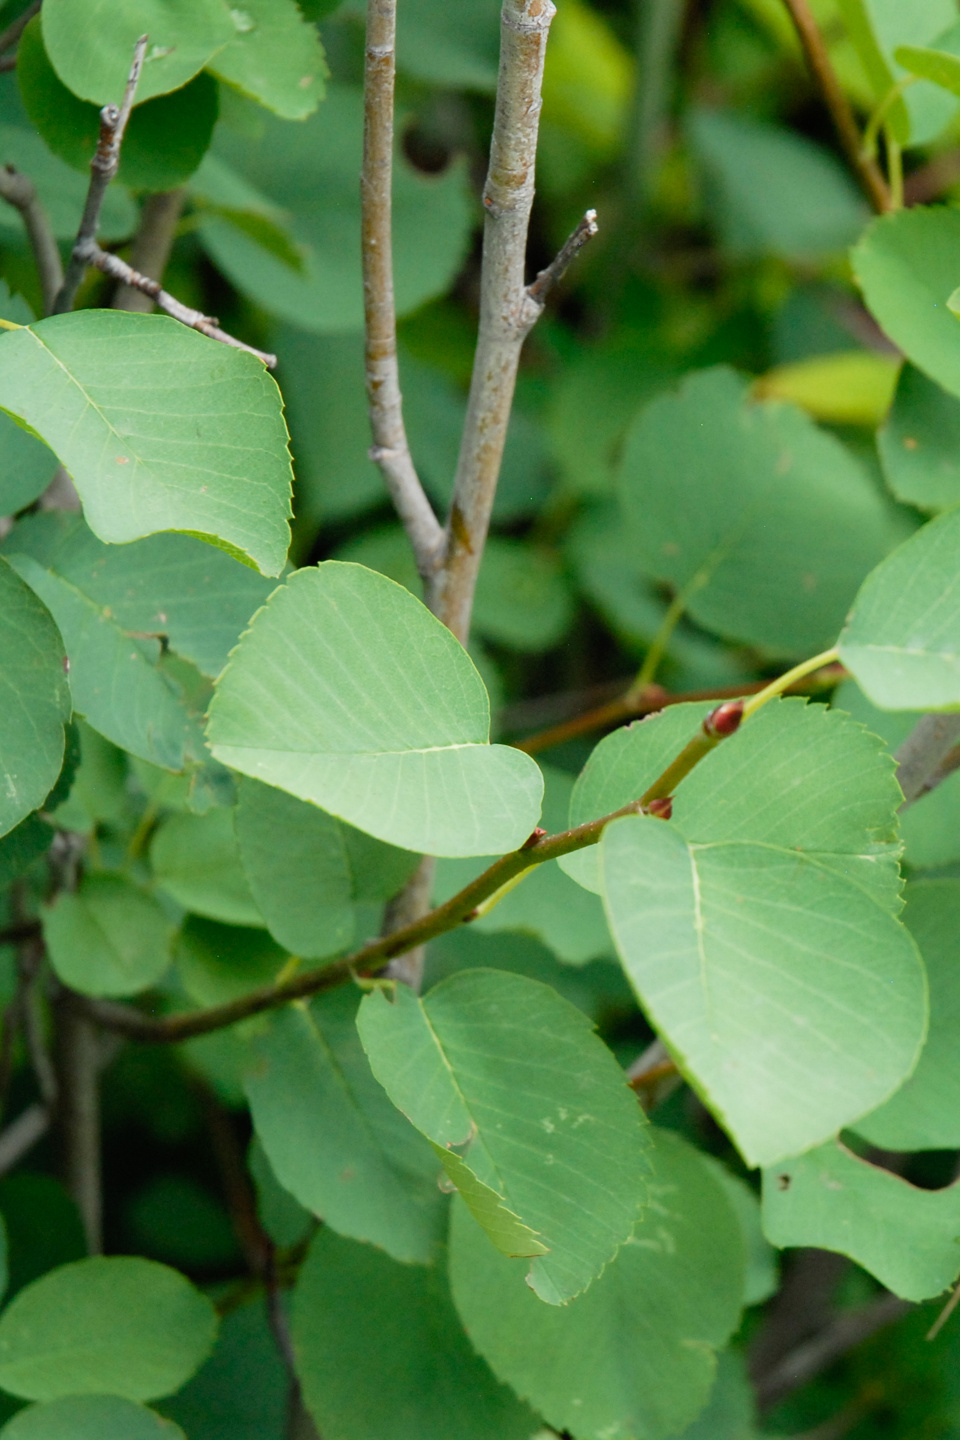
[0,313,292,576]
[0,1397,184,1440]
[0,1256,217,1402]
[207,0,328,120]
[43,873,173,998]
[207,564,543,857]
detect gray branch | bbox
[895,714,960,808]
[87,244,277,366]
[112,188,186,313]
[432,0,559,642]
[53,34,148,314]
[0,166,64,315]
[756,1292,910,1410]
[361,0,445,581]
[0,1,40,58]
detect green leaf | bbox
[42,873,173,998]
[0,557,70,841]
[292,1228,539,1440]
[0,816,54,891]
[0,1175,86,1301]
[470,539,573,653]
[207,0,328,119]
[4,551,205,774]
[897,37,960,99]
[878,363,960,512]
[597,701,926,1166]
[207,563,543,857]
[448,1127,744,1440]
[854,881,960,1151]
[0,1397,184,1440]
[41,0,234,105]
[356,967,650,1304]
[675,1350,758,1440]
[151,809,264,927]
[836,0,959,145]
[688,108,868,261]
[0,1256,217,1402]
[839,507,960,711]
[0,392,57,517]
[0,125,136,242]
[197,87,473,333]
[617,367,907,656]
[5,512,275,679]
[702,1158,779,1306]
[175,917,287,1007]
[0,312,292,576]
[235,776,418,959]
[18,20,219,191]
[248,1138,312,1248]
[831,678,960,869]
[434,766,614,966]
[49,722,128,835]
[159,1299,286,1440]
[762,1140,960,1301]
[854,207,960,403]
[392,0,501,93]
[244,989,447,1263]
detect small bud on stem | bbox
[646,796,673,820]
[703,700,744,739]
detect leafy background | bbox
[3,0,960,1437]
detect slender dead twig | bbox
[112,188,186,313]
[895,715,960,808]
[780,0,891,214]
[362,0,445,581]
[77,700,746,1045]
[0,0,39,57]
[0,1101,50,1177]
[53,34,148,314]
[0,166,64,315]
[527,209,598,305]
[432,0,562,644]
[86,244,277,366]
[756,1292,910,1409]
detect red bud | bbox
[703,700,744,739]
[522,826,548,849]
[647,796,673,820]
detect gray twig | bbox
[0,0,40,57]
[382,856,436,992]
[0,166,64,315]
[526,209,598,306]
[53,34,149,315]
[55,999,103,1253]
[112,188,186,313]
[361,0,445,581]
[755,1292,910,1410]
[895,715,960,808]
[86,244,277,366]
[0,1101,50,1177]
[431,0,559,643]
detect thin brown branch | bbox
[756,1292,910,1410]
[0,0,39,57]
[112,188,186,312]
[431,0,559,643]
[53,34,148,314]
[512,665,846,755]
[361,0,445,581]
[781,0,892,214]
[526,208,598,305]
[77,700,747,1045]
[895,715,960,807]
[86,244,276,366]
[0,166,64,315]
[0,54,16,73]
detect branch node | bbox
[526,208,599,308]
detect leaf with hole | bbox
[0,312,292,576]
[763,1140,960,1301]
[357,967,650,1303]
[207,563,543,857]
